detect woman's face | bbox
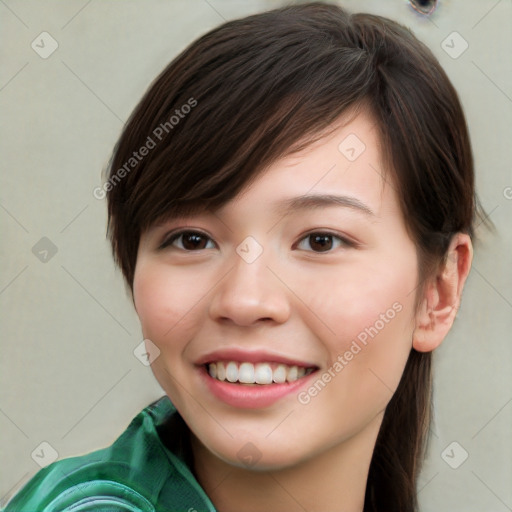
[133,110,420,470]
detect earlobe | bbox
[412,233,473,353]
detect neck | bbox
[191,412,384,512]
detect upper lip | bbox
[195,348,318,368]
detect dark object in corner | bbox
[409,0,438,15]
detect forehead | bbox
[221,110,399,219]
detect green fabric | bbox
[2,396,217,512]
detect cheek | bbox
[133,261,203,344]
[337,274,415,361]
[340,264,416,375]
[297,251,417,351]
[295,249,417,412]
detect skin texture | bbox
[133,111,473,512]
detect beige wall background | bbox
[1,0,511,510]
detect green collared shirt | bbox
[2,396,217,512]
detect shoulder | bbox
[1,396,206,512]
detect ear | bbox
[413,233,473,352]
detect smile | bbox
[196,349,319,408]
[207,361,316,385]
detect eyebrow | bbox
[274,194,376,218]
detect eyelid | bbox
[158,228,216,250]
[300,229,355,242]
[294,230,357,251]
[158,228,357,252]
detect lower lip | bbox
[199,366,318,409]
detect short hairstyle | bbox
[105,3,487,510]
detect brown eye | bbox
[309,234,333,252]
[296,232,352,253]
[162,231,215,251]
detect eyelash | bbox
[159,229,355,253]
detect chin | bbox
[216,445,307,472]
[196,429,315,472]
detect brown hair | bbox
[105,3,486,510]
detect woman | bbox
[3,2,485,511]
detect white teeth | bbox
[226,361,238,383]
[238,362,255,383]
[207,361,313,385]
[216,361,226,381]
[287,366,298,382]
[272,364,287,384]
[254,363,273,384]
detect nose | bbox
[208,251,291,327]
